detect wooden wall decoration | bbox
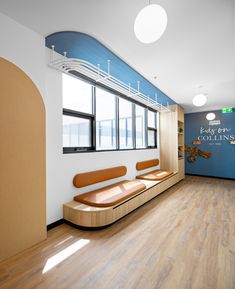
[185,145,212,163]
[0,57,46,262]
[192,140,201,145]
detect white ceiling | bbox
[0,0,235,113]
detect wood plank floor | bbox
[0,176,235,289]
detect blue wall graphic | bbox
[185,110,235,179]
[45,31,175,107]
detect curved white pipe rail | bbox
[48,47,171,112]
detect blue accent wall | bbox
[45,31,175,106]
[185,110,235,179]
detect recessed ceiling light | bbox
[134,4,168,44]
[192,94,207,107]
[206,113,216,121]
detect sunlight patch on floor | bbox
[42,239,90,273]
[54,236,74,248]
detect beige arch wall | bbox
[0,57,46,262]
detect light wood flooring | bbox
[0,176,235,289]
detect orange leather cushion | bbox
[136,170,173,181]
[74,180,146,207]
[136,159,159,171]
[73,166,127,188]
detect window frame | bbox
[62,76,96,153]
[62,73,93,115]
[95,86,118,151]
[62,72,158,154]
[118,97,135,150]
[135,103,147,149]
[63,109,96,153]
[147,109,157,148]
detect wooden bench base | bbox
[63,173,179,228]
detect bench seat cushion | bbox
[136,170,173,181]
[74,180,146,207]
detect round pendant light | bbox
[134,4,168,44]
[192,94,207,107]
[206,112,216,121]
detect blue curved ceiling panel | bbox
[46,31,176,106]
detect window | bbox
[148,110,156,128]
[96,87,117,150]
[119,98,133,149]
[63,115,91,148]
[135,104,146,148]
[147,110,157,148]
[63,73,94,153]
[63,73,92,114]
[62,72,158,153]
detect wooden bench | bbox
[73,167,146,207]
[63,161,178,229]
[136,159,173,181]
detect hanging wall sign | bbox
[194,113,235,146]
[197,125,234,146]
[209,120,220,126]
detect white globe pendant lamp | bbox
[134,4,168,44]
[192,94,207,107]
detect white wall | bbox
[45,48,160,224]
[0,11,160,225]
[0,12,45,97]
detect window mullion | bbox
[133,103,136,149]
[116,95,119,150]
[125,118,128,147]
[145,108,148,147]
[92,85,96,149]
